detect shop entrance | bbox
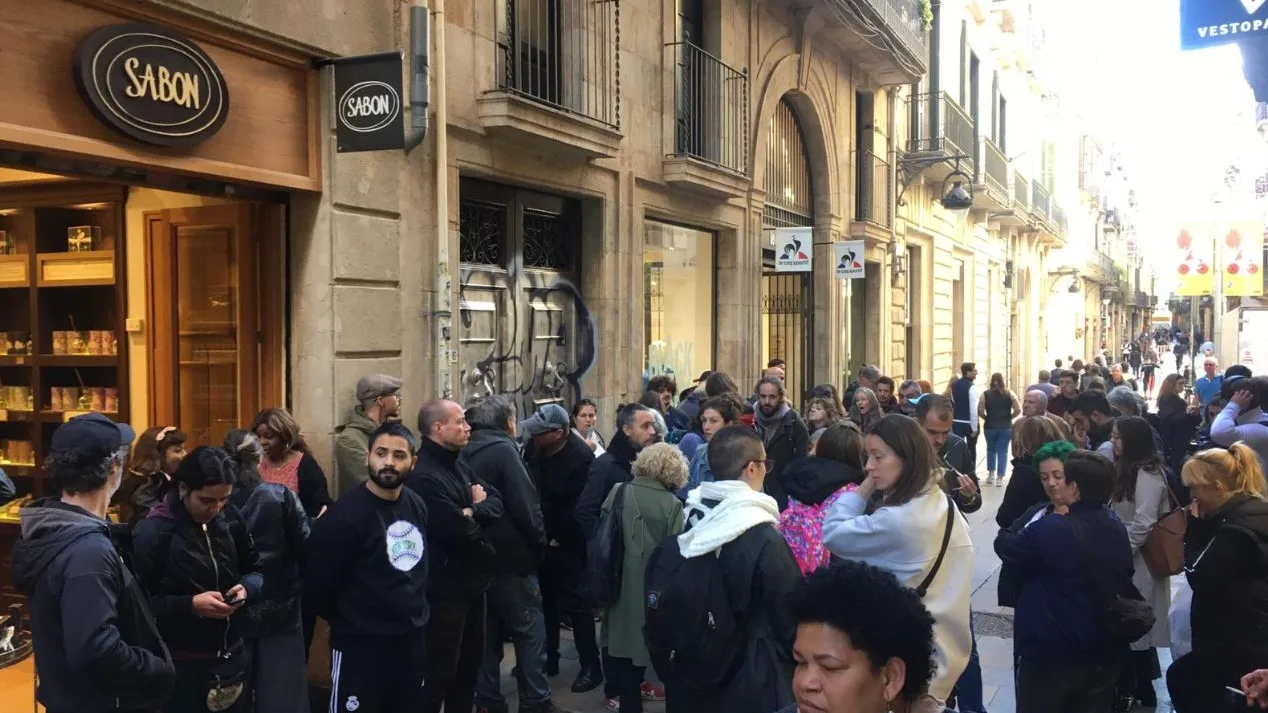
[145,204,282,448]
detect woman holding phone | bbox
[133,446,263,713]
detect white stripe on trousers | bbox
[329,649,343,713]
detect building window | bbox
[644,221,715,385]
[459,202,505,265]
[522,210,571,269]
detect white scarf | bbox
[678,480,780,558]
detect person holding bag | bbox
[133,447,263,713]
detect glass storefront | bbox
[643,221,715,387]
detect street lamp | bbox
[939,164,975,222]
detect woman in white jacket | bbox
[821,414,974,713]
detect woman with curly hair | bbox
[778,560,937,713]
[601,443,687,713]
[848,387,882,432]
[804,395,846,442]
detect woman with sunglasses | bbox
[821,415,974,713]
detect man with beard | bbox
[1067,390,1116,451]
[752,375,809,510]
[334,373,405,496]
[306,422,430,713]
[520,404,602,692]
[896,380,923,417]
[409,399,504,713]
[874,375,899,413]
[12,413,175,713]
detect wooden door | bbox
[146,205,258,448]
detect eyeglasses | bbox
[749,459,775,473]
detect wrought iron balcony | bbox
[981,138,1008,197]
[1031,179,1051,220]
[1013,171,1030,209]
[816,0,928,84]
[1051,201,1067,236]
[908,92,975,165]
[856,149,892,227]
[495,0,621,129]
[855,0,928,67]
[670,42,748,175]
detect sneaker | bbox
[571,665,603,694]
[983,474,995,486]
[640,681,666,701]
[519,702,577,713]
[604,698,620,711]
[995,475,1005,487]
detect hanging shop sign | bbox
[1180,0,1268,50]
[1220,220,1265,296]
[333,53,404,153]
[1174,224,1215,296]
[772,227,813,273]
[73,23,230,148]
[834,241,865,280]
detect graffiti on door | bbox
[458,264,597,413]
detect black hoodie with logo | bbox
[12,498,175,712]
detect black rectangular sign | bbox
[334,53,405,153]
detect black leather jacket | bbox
[231,480,309,635]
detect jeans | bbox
[952,615,987,713]
[984,427,1011,475]
[475,574,551,707]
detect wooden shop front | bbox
[0,0,320,705]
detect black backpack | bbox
[642,536,743,691]
[586,483,628,607]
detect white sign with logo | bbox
[771,227,813,273]
[834,241,865,279]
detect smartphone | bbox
[222,590,241,606]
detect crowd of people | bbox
[10,350,1268,713]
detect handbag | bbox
[1068,514,1156,645]
[193,641,251,712]
[586,483,628,607]
[1142,479,1188,578]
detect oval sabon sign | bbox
[333,54,405,153]
[73,23,230,148]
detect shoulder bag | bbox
[1142,476,1188,578]
[916,494,957,597]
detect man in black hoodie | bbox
[521,403,601,693]
[408,399,505,713]
[460,396,571,713]
[12,412,174,713]
[306,422,430,713]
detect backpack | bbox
[643,536,744,691]
[586,483,628,607]
[778,486,854,575]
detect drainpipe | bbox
[431,0,453,399]
[404,5,431,152]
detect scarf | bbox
[678,480,779,558]
[754,403,791,446]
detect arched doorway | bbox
[761,97,815,403]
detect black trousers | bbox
[1016,656,1120,713]
[607,656,646,713]
[329,632,427,713]
[540,557,600,670]
[421,594,486,713]
[1167,652,1245,713]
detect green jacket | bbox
[601,475,684,666]
[333,407,377,498]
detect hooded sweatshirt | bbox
[459,426,547,575]
[12,498,174,712]
[776,457,864,574]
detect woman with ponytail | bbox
[1167,443,1268,712]
[223,429,311,713]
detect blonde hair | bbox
[1011,416,1064,459]
[1182,443,1267,499]
[632,442,689,490]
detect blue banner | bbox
[1181,0,1268,49]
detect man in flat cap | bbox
[335,374,405,497]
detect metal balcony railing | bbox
[1031,179,1051,220]
[1013,171,1030,208]
[982,138,1008,196]
[496,0,621,128]
[856,149,892,227]
[858,0,929,62]
[670,42,748,174]
[908,92,975,162]
[1051,201,1067,235]
[1090,249,1116,278]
